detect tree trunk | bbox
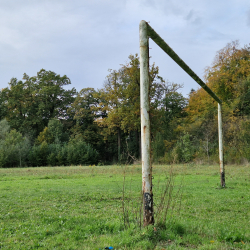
[118,128,121,163]
[206,136,209,161]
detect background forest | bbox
[0,41,250,168]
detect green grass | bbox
[0,164,250,249]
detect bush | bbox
[0,128,31,168]
[152,132,166,163]
[0,118,99,167]
[28,141,49,166]
[28,140,99,167]
[66,140,99,165]
[171,133,194,163]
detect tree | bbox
[68,88,104,153]
[152,132,165,163]
[0,69,76,136]
[0,122,30,168]
[0,119,10,140]
[0,78,36,134]
[163,83,187,140]
[205,40,250,104]
[97,54,172,162]
[36,118,68,144]
[29,69,76,125]
[98,70,124,162]
[182,41,250,163]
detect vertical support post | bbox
[218,103,225,187]
[139,20,154,226]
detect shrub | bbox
[28,141,49,166]
[0,128,31,168]
[66,140,99,165]
[172,133,194,163]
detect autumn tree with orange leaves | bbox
[180,41,250,163]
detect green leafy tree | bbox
[0,78,36,134]
[172,132,194,163]
[36,119,68,144]
[152,132,165,163]
[69,88,104,153]
[0,126,30,168]
[163,83,187,140]
[97,54,172,162]
[98,69,124,162]
[0,119,10,140]
[0,69,76,136]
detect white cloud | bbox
[0,0,250,95]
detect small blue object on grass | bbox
[104,247,113,250]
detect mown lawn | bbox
[0,164,250,249]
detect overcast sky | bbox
[1,0,250,97]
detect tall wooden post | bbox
[139,20,154,226]
[139,20,226,226]
[218,103,225,187]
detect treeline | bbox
[181,41,250,164]
[0,41,250,167]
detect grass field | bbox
[0,164,250,249]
